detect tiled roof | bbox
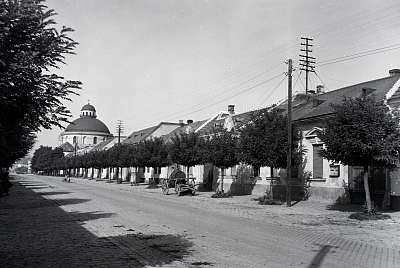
[195,109,268,137]
[276,74,400,122]
[163,120,207,142]
[123,122,181,144]
[89,136,122,152]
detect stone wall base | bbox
[309,186,350,204]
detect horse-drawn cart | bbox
[161,169,196,196]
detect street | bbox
[1,174,399,268]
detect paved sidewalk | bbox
[0,177,193,267]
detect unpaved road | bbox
[6,174,400,268]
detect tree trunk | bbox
[220,168,224,193]
[363,166,373,213]
[383,168,391,209]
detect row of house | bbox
[61,68,400,210]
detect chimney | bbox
[389,69,400,77]
[187,119,193,124]
[228,104,235,115]
[316,85,324,94]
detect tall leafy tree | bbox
[238,109,297,177]
[141,138,169,178]
[318,95,400,213]
[203,129,239,193]
[31,146,52,173]
[168,132,204,179]
[0,0,81,171]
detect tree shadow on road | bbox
[38,191,71,196]
[0,181,194,267]
[326,203,363,212]
[307,244,335,268]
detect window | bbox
[313,144,323,179]
[93,137,97,144]
[83,136,86,144]
[73,136,77,144]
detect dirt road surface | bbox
[1,174,399,267]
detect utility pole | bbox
[286,59,293,207]
[116,120,124,145]
[299,37,315,94]
[115,120,124,183]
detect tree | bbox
[140,138,169,182]
[31,146,52,173]
[238,109,296,176]
[203,129,239,193]
[0,0,81,171]
[168,132,204,179]
[318,95,400,213]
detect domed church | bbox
[60,103,112,148]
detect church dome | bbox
[65,117,110,134]
[81,103,96,112]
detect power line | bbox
[167,72,285,120]
[318,43,400,66]
[314,71,328,91]
[256,74,287,108]
[293,70,302,89]
[146,63,284,124]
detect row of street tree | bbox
[0,1,80,174]
[31,109,300,192]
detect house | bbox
[162,105,273,194]
[123,122,184,145]
[166,69,400,208]
[123,122,185,182]
[278,68,400,208]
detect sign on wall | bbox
[329,164,340,177]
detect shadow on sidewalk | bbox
[37,191,71,196]
[0,179,194,267]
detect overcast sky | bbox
[36,0,400,150]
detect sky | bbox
[35,0,400,151]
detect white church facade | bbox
[60,103,112,149]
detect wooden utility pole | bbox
[116,120,124,145]
[286,59,293,207]
[299,37,315,94]
[116,120,124,182]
